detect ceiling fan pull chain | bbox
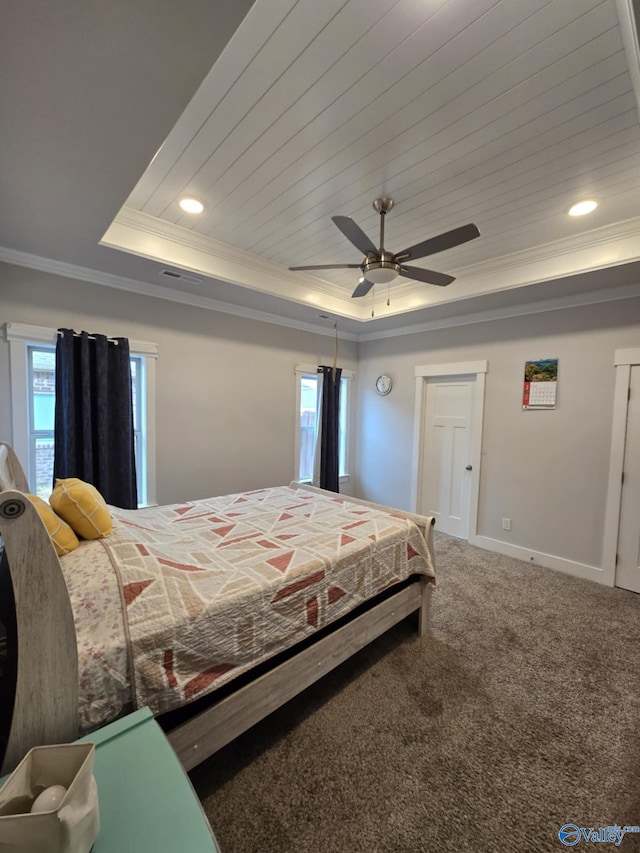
[371,285,375,317]
[387,280,390,306]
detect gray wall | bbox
[0,262,358,504]
[355,297,640,569]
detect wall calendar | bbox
[522,359,558,410]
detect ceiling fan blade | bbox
[289,264,362,271]
[399,266,455,287]
[351,278,374,298]
[395,223,480,263]
[332,215,378,256]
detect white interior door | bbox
[616,365,640,593]
[419,377,474,538]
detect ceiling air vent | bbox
[160,269,203,285]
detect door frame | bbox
[602,347,640,587]
[411,360,488,540]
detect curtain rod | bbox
[57,330,120,345]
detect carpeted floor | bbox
[191,533,640,852]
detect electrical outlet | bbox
[502,517,511,531]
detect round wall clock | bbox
[375,374,392,396]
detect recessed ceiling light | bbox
[179,197,204,214]
[568,199,598,217]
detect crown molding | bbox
[101,207,640,324]
[102,208,369,320]
[112,208,349,299]
[0,246,359,342]
[361,217,640,319]
[359,281,640,341]
[114,208,640,297]
[458,215,640,278]
[395,215,640,301]
[1,243,638,347]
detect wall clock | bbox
[375,374,392,396]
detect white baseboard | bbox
[469,535,607,586]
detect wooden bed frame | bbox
[0,441,434,774]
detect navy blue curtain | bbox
[318,365,342,493]
[54,329,137,509]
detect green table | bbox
[77,708,220,852]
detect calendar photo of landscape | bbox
[522,359,558,409]
[524,359,558,382]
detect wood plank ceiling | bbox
[119,0,640,314]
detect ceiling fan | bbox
[289,198,480,298]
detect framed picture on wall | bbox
[522,359,558,409]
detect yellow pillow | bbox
[27,494,79,557]
[50,478,113,540]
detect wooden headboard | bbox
[0,442,29,493]
[0,441,79,773]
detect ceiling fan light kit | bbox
[363,260,399,284]
[289,198,480,299]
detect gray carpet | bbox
[191,533,640,852]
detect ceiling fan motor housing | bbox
[363,252,400,284]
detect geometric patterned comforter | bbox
[101,485,436,716]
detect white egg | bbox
[30,785,67,814]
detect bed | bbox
[0,441,435,773]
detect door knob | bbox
[465,464,472,470]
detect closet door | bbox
[616,365,640,593]
[419,377,474,539]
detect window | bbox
[295,366,354,482]
[129,355,146,504]
[7,323,157,506]
[27,346,56,499]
